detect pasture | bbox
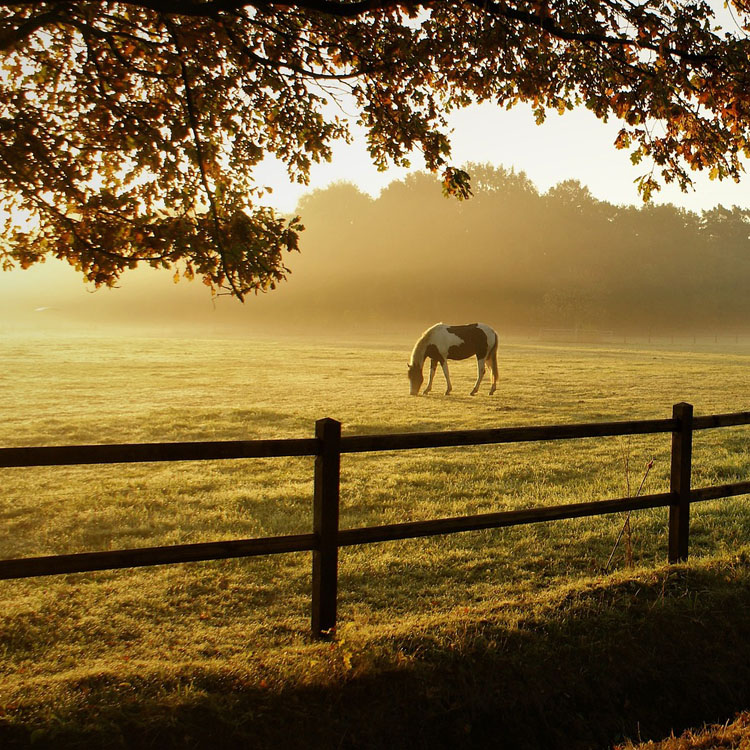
[0,331,749,748]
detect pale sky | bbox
[254,101,750,215]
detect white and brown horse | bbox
[408,323,499,396]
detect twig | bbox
[605,459,654,572]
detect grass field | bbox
[0,332,749,748]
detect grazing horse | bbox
[408,323,499,396]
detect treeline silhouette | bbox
[272,164,749,335]
[9,163,747,338]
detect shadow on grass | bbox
[4,558,750,749]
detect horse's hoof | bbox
[470,391,478,396]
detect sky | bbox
[253,100,750,215]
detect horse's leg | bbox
[424,358,438,394]
[470,357,486,396]
[440,359,452,395]
[489,343,499,395]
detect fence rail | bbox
[1,403,748,637]
[0,437,320,467]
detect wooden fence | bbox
[1,402,749,637]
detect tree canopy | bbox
[2,0,749,298]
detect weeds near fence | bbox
[606,455,655,571]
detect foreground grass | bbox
[4,554,750,749]
[618,712,750,749]
[0,333,748,747]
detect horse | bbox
[407,323,499,396]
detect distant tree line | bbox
[280,165,750,334]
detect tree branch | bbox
[0,8,64,51]
[162,15,244,298]
[471,0,721,66]
[0,0,728,68]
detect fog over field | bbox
[2,165,749,341]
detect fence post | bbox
[668,402,693,563]
[312,417,341,638]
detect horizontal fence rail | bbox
[693,411,750,430]
[0,437,320,468]
[339,417,679,453]
[0,534,318,580]
[2,413,746,469]
[1,403,748,637]
[337,491,677,547]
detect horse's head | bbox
[407,362,423,396]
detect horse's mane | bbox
[409,323,444,367]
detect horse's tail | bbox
[489,330,499,378]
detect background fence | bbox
[1,402,748,636]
